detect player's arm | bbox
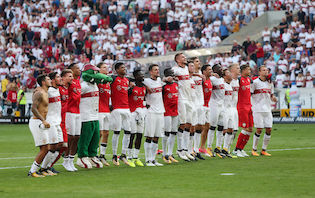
[31,91,50,128]
[17,91,24,105]
[270,82,277,102]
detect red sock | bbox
[50,147,66,168]
[235,133,246,150]
[239,134,250,150]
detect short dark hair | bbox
[201,64,210,73]
[37,74,47,87]
[164,68,173,77]
[114,62,124,71]
[61,69,73,77]
[240,64,250,72]
[148,64,159,71]
[68,63,77,70]
[187,60,194,65]
[133,68,141,77]
[223,69,229,76]
[259,65,266,71]
[174,53,183,63]
[49,72,58,80]
[97,62,106,68]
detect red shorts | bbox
[238,108,253,128]
[60,121,68,142]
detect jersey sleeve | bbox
[250,80,255,94]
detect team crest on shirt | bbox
[117,85,121,91]
[242,122,246,127]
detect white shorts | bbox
[164,116,179,132]
[47,125,63,144]
[253,111,273,128]
[98,113,111,131]
[144,112,164,138]
[209,104,224,127]
[203,106,211,124]
[231,107,239,131]
[178,100,193,124]
[187,107,198,126]
[195,106,205,125]
[130,108,147,134]
[110,108,131,131]
[29,118,49,147]
[65,113,81,136]
[223,108,233,130]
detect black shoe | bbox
[221,149,232,158]
[99,154,107,160]
[196,153,205,160]
[214,148,225,158]
[49,167,60,174]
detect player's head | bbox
[61,69,74,85]
[68,63,80,77]
[97,62,109,75]
[114,62,126,76]
[133,68,144,82]
[201,64,212,78]
[164,68,174,78]
[259,65,269,78]
[187,60,194,74]
[223,69,232,83]
[191,57,201,70]
[229,63,240,77]
[175,53,187,65]
[212,64,223,77]
[37,74,51,88]
[240,64,251,77]
[149,64,160,79]
[49,72,62,87]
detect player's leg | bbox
[194,106,205,160]
[252,111,263,156]
[98,113,110,166]
[162,116,172,163]
[127,112,136,165]
[168,116,179,163]
[234,108,252,157]
[144,112,155,166]
[214,108,225,158]
[64,113,75,171]
[120,109,132,166]
[70,114,81,170]
[29,144,49,177]
[77,121,94,169]
[207,106,219,157]
[132,109,145,166]
[110,109,122,166]
[261,112,273,156]
[176,100,189,161]
[151,113,164,166]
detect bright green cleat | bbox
[127,159,136,168]
[133,158,144,167]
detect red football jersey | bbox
[67,78,81,114]
[237,76,252,110]
[202,79,212,107]
[128,85,146,112]
[59,86,68,121]
[98,83,111,113]
[7,90,17,103]
[163,82,179,116]
[110,76,129,110]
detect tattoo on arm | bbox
[31,91,45,121]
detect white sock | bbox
[229,130,238,151]
[168,134,176,156]
[162,134,169,156]
[122,133,131,155]
[188,134,194,153]
[30,161,40,173]
[41,151,54,169]
[262,133,271,150]
[48,151,59,167]
[183,131,190,151]
[223,133,232,151]
[216,131,223,149]
[112,133,120,155]
[177,132,183,151]
[133,148,140,159]
[194,132,201,153]
[252,133,261,151]
[144,142,151,162]
[63,156,69,164]
[69,155,74,165]
[100,143,107,155]
[207,129,215,148]
[152,142,158,161]
[127,148,132,159]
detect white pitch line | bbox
[1,147,315,170]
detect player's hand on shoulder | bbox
[129,81,135,88]
[42,120,50,128]
[271,95,278,102]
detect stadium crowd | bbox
[1,0,315,117]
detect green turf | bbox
[0,124,315,198]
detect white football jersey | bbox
[143,77,165,114]
[189,78,198,105]
[46,87,61,125]
[192,71,204,107]
[209,76,225,106]
[230,79,239,108]
[80,81,99,122]
[224,82,233,108]
[172,65,192,101]
[251,78,274,113]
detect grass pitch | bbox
[0,124,315,198]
